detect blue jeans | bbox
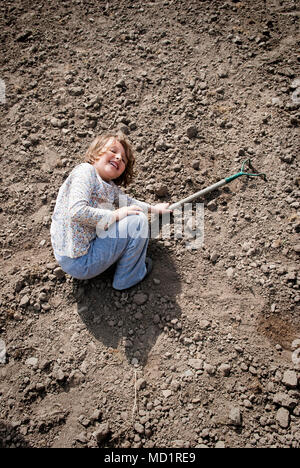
[54,214,149,290]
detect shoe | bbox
[145,257,153,277]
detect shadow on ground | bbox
[73,240,182,366]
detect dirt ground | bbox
[0,0,299,449]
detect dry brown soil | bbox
[0,0,299,448]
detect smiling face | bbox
[85,132,135,187]
[92,138,128,182]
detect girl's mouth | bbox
[109,161,119,170]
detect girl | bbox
[50,132,171,290]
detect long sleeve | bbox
[69,164,114,227]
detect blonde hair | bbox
[84,132,135,187]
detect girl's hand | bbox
[113,205,144,221]
[150,203,172,214]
